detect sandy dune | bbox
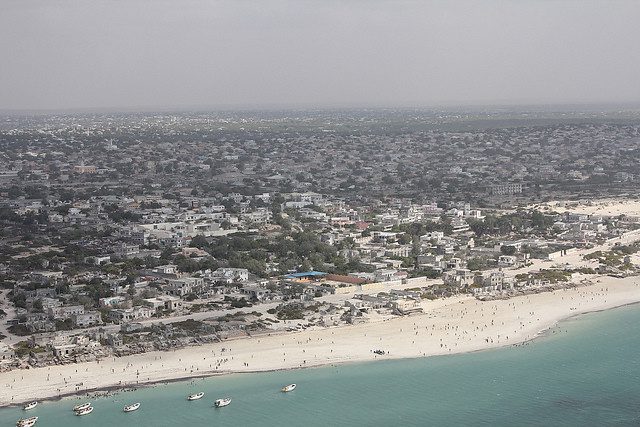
[532,198,640,217]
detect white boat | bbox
[214,398,231,408]
[23,402,38,411]
[73,403,91,412]
[123,402,141,412]
[16,417,38,427]
[75,406,94,416]
[281,384,296,392]
[187,392,205,401]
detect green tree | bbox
[467,257,487,271]
[500,245,516,256]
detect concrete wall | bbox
[333,276,432,295]
[548,247,577,260]
[608,229,640,243]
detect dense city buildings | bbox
[0,109,639,370]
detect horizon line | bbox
[2,100,640,116]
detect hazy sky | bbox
[2,0,640,111]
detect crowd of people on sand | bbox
[4,278,640,406]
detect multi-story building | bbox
[489,183,523,196]
[72,311,103,328]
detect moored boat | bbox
[73,403,91,412]
[281,384,296,392]
[123,402,141,412]
[187,392,205,401]
[23,402,38,411]
[16,416,38,427]
[75,406,94,416]
[214,398,231,408]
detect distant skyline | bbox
[2,0,640,111]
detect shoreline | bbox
[2,274,640,408]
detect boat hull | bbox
[124,403,141,412]
[73,403,91,412]
[16,416,38,427]
[75,407,94,416]
[215,398,231,407]
[23,402,38,411]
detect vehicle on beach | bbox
[187,392,205,401]
[123,402,141,412]
[281,384,296,392]
[16,416,38,427]
[214,398,231,408]
[22,402,38,411]
[75,406,94,416]
[73,403,91,412]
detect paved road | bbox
[0,290,283,344]
[72,300,283,337]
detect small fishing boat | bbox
[187,392,205,401]
[23,402,38,411]
[75,406,94,416]
[281,384,296,392]
[16,416,38,427]
[123,402,141,412]
[73,403,91,412]
[214,398,231,408]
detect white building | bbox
[99,296,127,308]
[108,306,153,323]
[498,255,517,267]
[164,277,204,297]
[213,268,249,283]
[72,311,103,328]
[143,295,183,311]
[490,183,523,195]
[48,305,84,320]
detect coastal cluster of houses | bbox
[3,187,637,370]
[1,111,639,370]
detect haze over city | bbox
[3,2,640,427]
[2,0,640,111]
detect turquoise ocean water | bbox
[3,304,640,426]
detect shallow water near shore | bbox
[3,304,640,426]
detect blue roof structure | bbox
[285,271,327,279]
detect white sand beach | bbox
[532,198,640,217]
[2,275,640,407]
